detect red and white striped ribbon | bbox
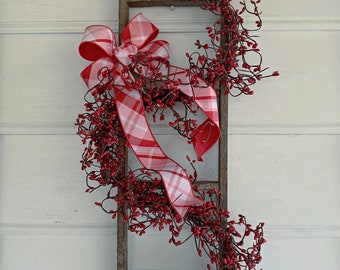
[79,13,220,218]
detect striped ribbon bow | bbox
[79,13,220,218]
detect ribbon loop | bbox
[79,13,170,90]
[121,13,160,48]
[79,25,117,62]
[79,13,220,218]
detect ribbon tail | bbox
[189,78,220,159]
[113,79,203,218]
[168,67,220,159]
[190,118,220,159]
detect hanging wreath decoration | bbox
[76,1,278,269]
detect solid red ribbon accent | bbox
[79,13,220,218]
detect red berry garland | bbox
[76,1,277,269]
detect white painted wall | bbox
[0,0,339,269]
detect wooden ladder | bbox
[117,1,228,268]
